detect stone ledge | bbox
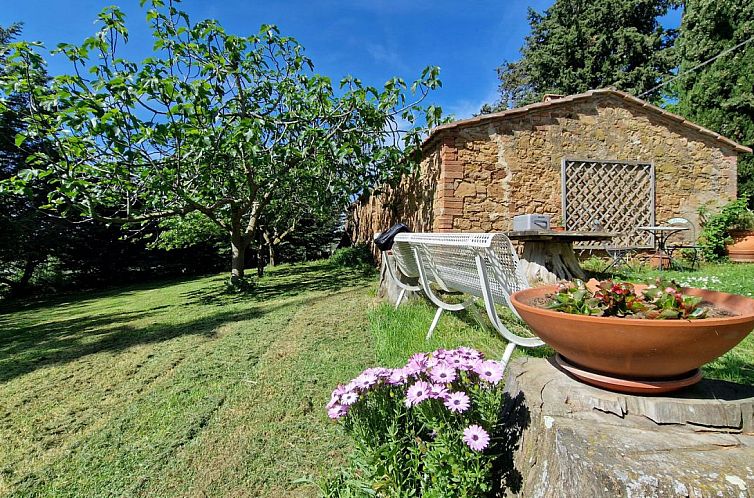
[501,357,754,497]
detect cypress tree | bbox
[493,0,679,109]
[674,0,754,203]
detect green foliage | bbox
[699,196,754,261]
[548,279,706,319]
[151,211,226,252]
[492,0,679,108]
[329,245,374,269]
[0,2,443,279]
[673,0,754,204]
[547,280,604,315]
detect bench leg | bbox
[500,342,517,373]
[395,288,406,309]
[427,307,443,341]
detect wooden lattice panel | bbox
[561,159,655,249]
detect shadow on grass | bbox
[0,302,304,384]
[182,262,376,306]
[702,353,754,387]
[0,261,376,384]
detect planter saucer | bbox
[555,354,703,395]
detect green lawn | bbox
[1,260,753,496]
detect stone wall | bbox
[347,143,442,259]
[351,93,741,246]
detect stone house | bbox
[350,88,751,250]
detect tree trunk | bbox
[6,258,38,299]
[256,244,265,278]
[231,234,246,283]
[268,243,277,266]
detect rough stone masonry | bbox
[349,88,751,255]
[500,358,754,498]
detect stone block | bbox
[454,181,477,198]
[501,358,754,498]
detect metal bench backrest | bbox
[390,239,422,279]
[393,232,528,306]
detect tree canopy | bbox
[673,0,754,204]
[0,0,442,281]
[490,0,679,109]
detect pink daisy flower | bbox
[326,393,340,409]
[364,367,391,379]
[475,360,504,384]
[444,391,471,413]
[405,380,431,407]
[430,363,457,384]
[446,354,465,369]
[327,405,348,420]
[429,383,449,400]
[387,367,408,385]
[354,373,379,390]
[458,346,481,360]
[463,424,490,451]
[408,353,428,369]
[340,391,359,406]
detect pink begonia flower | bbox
[463,424,490,451]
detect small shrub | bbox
[699,196,754,261]
[329,245,374,268]
[324,348,510,497]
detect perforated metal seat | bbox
[385,232,544,369]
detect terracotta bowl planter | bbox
[510,285,754,392]
[727,230,754,263]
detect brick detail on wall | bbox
[435,136,461,231]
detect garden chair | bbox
[601,236,641,273]
[665,217,701,270]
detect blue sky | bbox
[2,1,682,120]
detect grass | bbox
[1,258,753,496]
[0,261,380,497]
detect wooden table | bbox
[506,230,615,283]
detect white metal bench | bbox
[383,232,545,369]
